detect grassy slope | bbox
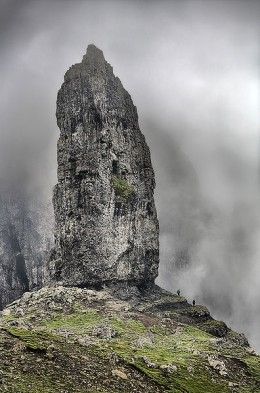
[0,287,259,393]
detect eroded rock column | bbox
[49,45,159,288]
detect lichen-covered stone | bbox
[48,44,159,288]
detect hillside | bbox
[0,285,259,392]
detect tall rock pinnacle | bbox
[48,44,159,288]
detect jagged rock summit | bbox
[48,44,159,288]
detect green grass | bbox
[28,310,257,392]
[244,355,260,381]
[43,309,103,333]
[61,313,227,392]
[108,323,211,365]
[4,327,59,351]
[112,177,134,200]
[7,373,59,393]
[2,307,259,392]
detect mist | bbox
[0,0,260,350]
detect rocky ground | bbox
[0,285,259,392]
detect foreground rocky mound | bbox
[48,44,159,288]
[0,286,259,392]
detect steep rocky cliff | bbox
[0,189,53,309]
[48,44,159,288]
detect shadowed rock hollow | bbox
[48,44,159,288]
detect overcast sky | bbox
[0,0,260,350]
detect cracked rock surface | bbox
[48,45,159,287]
[0,191,53,309]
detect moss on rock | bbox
[112,177,135,200]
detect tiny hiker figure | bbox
[177,289,180,296]
[192,299,196,306]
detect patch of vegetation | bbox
[6,372,61,393]
[2,314,18,324]
[43,312,148,344]
[112,176,134,200]
[23,308,257,392]
[1,293,259,392]
[43,309,103,333]
[110,323,210,363]
[88,316,226,392]
[133,360,230,393]
[4,327,58,351]
[110,317,147,335]
[0,327,163,393]
[106,322,231,392]
[244,355,260,381]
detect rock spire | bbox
[48,44,159,288]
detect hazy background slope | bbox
[0,0,259,350]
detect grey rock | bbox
[92,324,117,339]
[135,334,155,348]
[0,189,53,309]
[111,369,128,380]
[48,44,159,288]
[142,356,157,369]
[207,355,228,376]
[187,366,194,374]
[160,364,178,374]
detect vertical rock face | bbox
[49,44,159,288]
[0,200,28,309]
[0,189,53,309]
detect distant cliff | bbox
[0,188,53,309]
